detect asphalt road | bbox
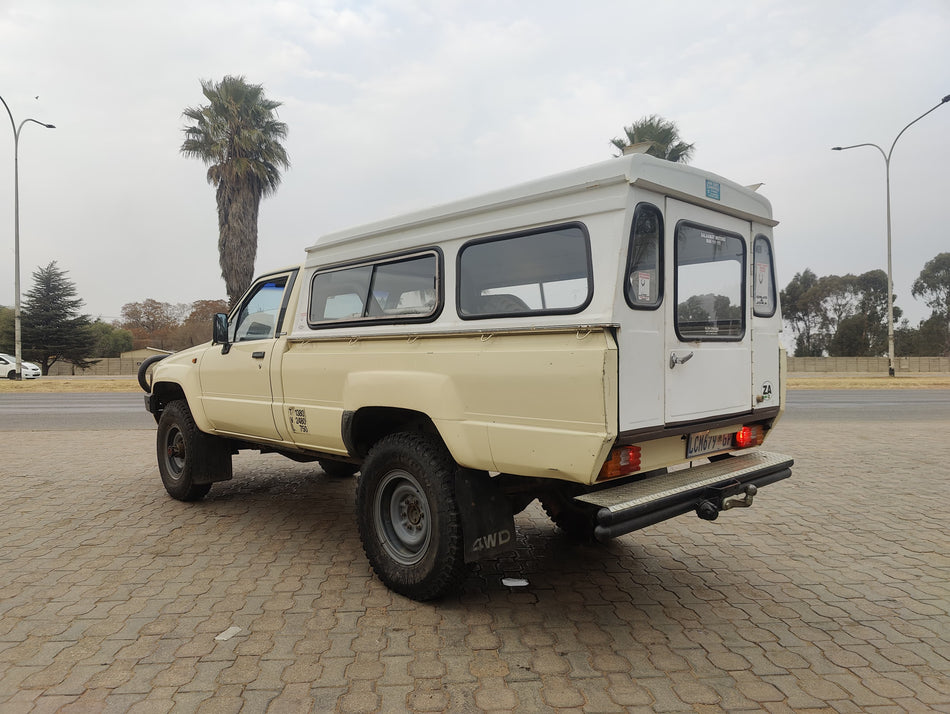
[1,390,948,432]
[783,389,950,421]
[0,393,157,431]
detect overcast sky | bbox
[1,0,948,328]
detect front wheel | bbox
[356,432,467,600]
[156,400,230,501]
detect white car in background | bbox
[0,353,42,379]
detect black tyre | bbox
[539,488,598,542]
[6,370,15,380]
[318,459,360,478]
[156,400,230,501]
[356,432,467,600]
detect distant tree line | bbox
[782,252,950,357]
[117,298,229,351]
[0,262,227,374]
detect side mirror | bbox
[213,313,231,354]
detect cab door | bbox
[664,199,752,423]
[198,271,296,441]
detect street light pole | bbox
[833,93,950,377]
[1,95,55,380]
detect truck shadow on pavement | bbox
[197,456,720,607]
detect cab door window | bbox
[233,276,289,341]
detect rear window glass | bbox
[308,252,439,325]
[457,224,592,318]
[674,222,745,340]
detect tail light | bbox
[599,445,641,480]
[734,425,765,449]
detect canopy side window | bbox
[308,251,441,327]
[625,202,664,310]
[457,223,592,319]
[752,235,777,317]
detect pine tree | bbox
[21,261,97,373]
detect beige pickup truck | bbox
[142,154,793,600]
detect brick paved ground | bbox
[1,415,948,712]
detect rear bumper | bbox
[574,451,793,541]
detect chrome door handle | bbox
[252,351,266,359]
[670,351,694,369]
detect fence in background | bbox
[787,356,949,373]
[46,358,145,377]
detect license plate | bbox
[686,431,734,458]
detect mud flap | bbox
[455,468,516,563]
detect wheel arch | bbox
[344,406,439,459]
[149,382,214,433]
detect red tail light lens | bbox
[734,425,764,449]
[599,445,641,480]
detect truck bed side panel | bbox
[279,330,617,482]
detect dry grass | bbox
[1,374,948,394]
[0,378,141,393]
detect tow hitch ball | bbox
[696,484,757,521]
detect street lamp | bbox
[832,93,950,377]
[1,95,55,380]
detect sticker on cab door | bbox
[288,407,309,433]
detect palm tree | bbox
[611,114,695,163]
[181,76,290,306]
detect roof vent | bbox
[622,141,653,156]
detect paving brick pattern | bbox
[1,416,948,712]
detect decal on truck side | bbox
[288,407,308,433]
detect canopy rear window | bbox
[674,222,746,340]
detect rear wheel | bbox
[539,488,598,542]
[156,400,230,501]
[356,432,467,600]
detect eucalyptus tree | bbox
[912,252,950,354]
[181,75,290,306]
[912,253,950,320]
[611,114,695,163]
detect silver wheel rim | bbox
[164,427,185,481]
[373,469,431,566]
